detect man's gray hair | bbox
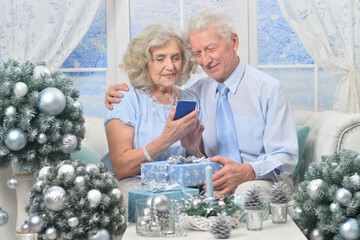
[186,9,234,43]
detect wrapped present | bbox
[141,158,223,187]
[128,187,199,222]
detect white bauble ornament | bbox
[74,176,85,188]
[111,188,122,199]
[33,65,51,79]
[309,228,324,240]
[335,188,352,206]
[68,217,79,228]
[61,134,78,153]
[153,194,170,212]
[45,227,57,240]
[350,173,360,188]
[0,208,9,226]
[39,166,51,179]
[44,186,66,211]
[34,180,44,191]
[38,87,66,116]
[85,163,100,174]
[7,176,18,189]
[5,106,16,116]
[13,82,28,97]
[191,198,202,210]
[88,228,110,240]
[218,201,226,209]
[21,222,30,233]
[87,189,102,207]
[58,164,75,181]
[330,202,341,213]
[28,215,43,233]
[37,132,48,144]
[5,128,27,151]
[294,206,303,215]
[339,218,360,240]
[307,179,325,200]
[73,100,83,111]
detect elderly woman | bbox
[102,22,204,207]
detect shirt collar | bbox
[214,61,246,96]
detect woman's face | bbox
[147,38,183,89]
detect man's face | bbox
[189,27,239,83]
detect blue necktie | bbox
[216,83,242,163]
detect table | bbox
[122,215,307,240]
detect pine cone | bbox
[210,212,231,239]
[244,185,264,210]
[269,181,290,204]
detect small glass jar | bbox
[270,203,288,224]
[136,199,175,237]
[246,209,264,231]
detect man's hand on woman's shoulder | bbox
[105,83,129,110]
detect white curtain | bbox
[278,0,360,113]
[0,0,101,70]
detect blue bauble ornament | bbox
[5,128,27,151]
[0,208,9,226]
[340,218,360,240]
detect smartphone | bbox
[174,100,197,120]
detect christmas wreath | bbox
[0,59,85,172]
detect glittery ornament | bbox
[58,164,75,181]
[191,198,202,210]
[153,194,170,212]
[111,188,122,199]
[7,176,18,189]
[38,166,51,179]
[44,186,66,211]
[68,217,79,228]
[85,163,100,174]
[33,65,51,79]
[306,179,325,200]
[13,82,28,97]
[61,134,78,153]
[5,106,16,116]
[335,188,352,206]
[5,128,27,151]
[37,87,66,116]
[37,133,48,144]
[45,227,57,239]
[74,176,85,188]
[309,228,324,240]
[339,218,360,240]
[21,221,30,233]
[87,228,110,240]
[0,208,9,226]
[330,202,340,213]
[28,215,43,233]
[87,189,102,207]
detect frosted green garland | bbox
[0,59,85,172]
[26,160,127,240]
[293,149,360,239]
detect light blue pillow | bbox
[292,125,310,184]
[70,146,102,164]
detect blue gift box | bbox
[128,188,199,222]
[141,158,223,187]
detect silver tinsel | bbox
[61,134,78,153]
[38,87,66,116]
[7,176,19,189]
[44,186,66,211]
[0,208,9,226]
[5,128,27,151]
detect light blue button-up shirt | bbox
[188,62,298,181]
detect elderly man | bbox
[105,9,298,198]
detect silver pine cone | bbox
[244,185,264,210]
[210,212,231,239]
[269,181,290,204]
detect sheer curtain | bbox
[278,0,360,113]
[0,0,101,70]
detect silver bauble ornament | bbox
[28,215,43,233]
[73,100,83,111]
[7,176,18,189]
[68,217,79,228]
[74,176,85,188]
[38,87,66,116]
[150,221,161,232]
[218,201,226,209]
[120,214,126,225]
[37,132,48,144]
[5,128,27,151]
[0,208,9,226]
[61,134,78,153]
[153,194,170,212]
[294,206,303,215]
[58,164,75,181]
[21,222,30,233]
[307,179,325,200]
[33,65,51,79]
[87,228,110,240]
[111,188,122,199]
[13,82,28,97]
[87,189,102,207]
[39,166,51,179]
[45,227,57,240]
[44,186,66,211]
[309,228,324,240]
[137,219,148,231]
[5,106,16,116]
[34,180,44,191]
[350,173,360,188]
[85,163,100,174]
[145,196,154,209]
[191,198,202,210]
[142,208,152,221]
[330,202,341,213]
[340,218,360,240]
[335,188,352,206]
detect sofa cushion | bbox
[71,145,102,164]
[293,125,310,184]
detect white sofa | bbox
[1,111,360,238]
